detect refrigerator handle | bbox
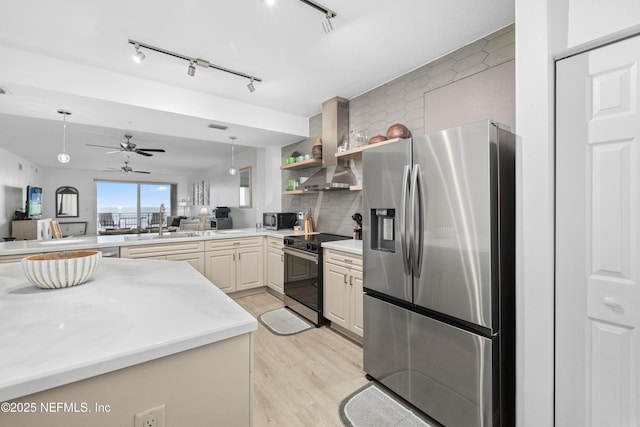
[401,164,411,275]
[411,164,424,277]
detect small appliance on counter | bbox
[352,212,362,240]
[263,212,297,230]
[210,206,232,230]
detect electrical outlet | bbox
[134,404,165,427]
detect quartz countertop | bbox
[0,228,303,257]
[322,239,363,256]
[0,258,257,402]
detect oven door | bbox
[283,246,322,325]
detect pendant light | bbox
[228,136,237,175]
[57,110,71,164]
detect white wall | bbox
[515,1,640,426]
[200,147,263,228]
[0,146,44,238]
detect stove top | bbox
[283,233,350,253]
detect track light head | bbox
[322,14,334,33]
[132,44,146,63]
[247,78,255,93]
[187,61,196,77]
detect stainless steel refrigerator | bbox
[362,120,515,427]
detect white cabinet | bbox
[265,237,284,295]
[205,238,264,294]
[120,241,205,276]
[323,249,363,339]
[12,219,53,240]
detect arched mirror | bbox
[56,186,79,218]
[239,166,252,208]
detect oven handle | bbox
[282,247,319,263]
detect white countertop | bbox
[0,258,257,402]
[0,228,302,257]
[322,239,363,256]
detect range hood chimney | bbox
[303,96,357,191]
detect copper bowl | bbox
[386,124,411,140]
[368,135,387,145]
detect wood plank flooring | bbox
[234,292,368,427]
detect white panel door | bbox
[556,35,640,426]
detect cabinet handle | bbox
[344,258,352,263]
[343,274,348,284]
[281,254,284,262]
[233,253,236,261]
[238,253,241,261]
[349,275,353,286]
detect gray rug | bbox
[258,307,313,336]
[339,383,434,427]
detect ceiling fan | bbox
[87,134,166,157]
[104,161,150,175]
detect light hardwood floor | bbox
[234,292,368,427]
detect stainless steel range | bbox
[282,233,349,326]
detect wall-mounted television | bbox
[27,185,43,217]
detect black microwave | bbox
[263,212,297,230]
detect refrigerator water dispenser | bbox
[370,208,395,252]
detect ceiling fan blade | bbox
[106,150,123,154]
[137,148,166,152]
[133,170,151,174]
[134,150,153,157]
[87,143,119,149]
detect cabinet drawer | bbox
[121,240,204,258]
[206,237,262,251]
[267,237,283,249]
[324,249,362,269]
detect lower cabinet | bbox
[323,249,364,339]
[205,238,264,294]
[120,241,206,276]
[265,237,284,294]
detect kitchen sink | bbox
[124,232,196,241]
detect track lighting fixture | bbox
[298,0,337,33]
[132,43,146,63]
[128,39,261,91]
[228,136,237,176]
[57,110,71,164]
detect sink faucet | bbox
[158,204,165,237]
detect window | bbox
[96,181,176,232]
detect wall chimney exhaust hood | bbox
[302,96,357,191]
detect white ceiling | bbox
[0,0,514,175]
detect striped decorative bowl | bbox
[22,250,102,289]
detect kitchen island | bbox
[0,258,257,426]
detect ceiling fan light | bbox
[247,78,255,93]
[188,61,196,77]
[57,152,70,163]
[229,166,238,175]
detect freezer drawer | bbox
[364,295,498,427]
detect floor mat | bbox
[339,383,434,427]
[258,307,313,336]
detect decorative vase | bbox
[312,138,323,159]
[386,123,411,140]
